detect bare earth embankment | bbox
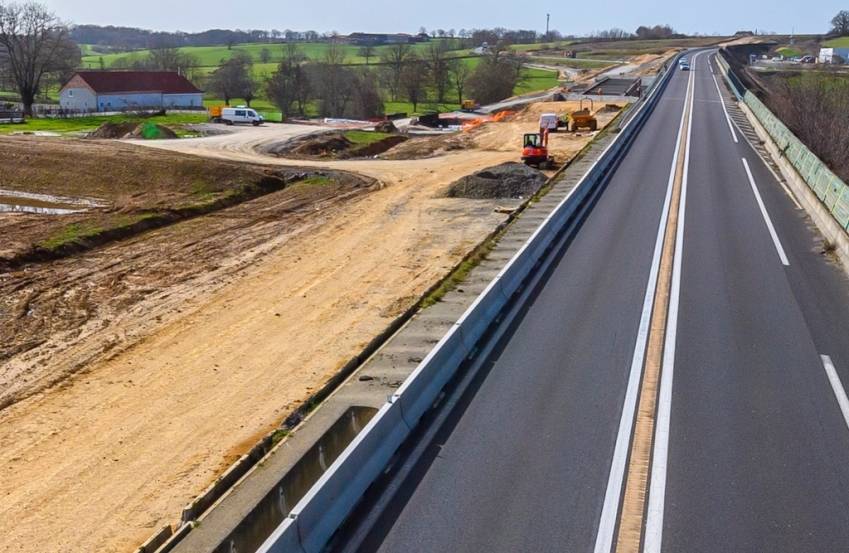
[0,111,618,552]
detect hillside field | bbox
[77,42,560,119]
[80,39,468,69]
[824,36,849,47]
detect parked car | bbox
[800,55,816,64]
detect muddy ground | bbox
[0,168,374,410]
[0,137,328,262]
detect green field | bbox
[73,39,558,119]
[80,39,467,69]
[199,61,557,118]
[0,112,207,135]
[824,36,849,47]
[776,46,803,58]
[514,66,560,95]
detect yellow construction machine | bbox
[567,99,598,132]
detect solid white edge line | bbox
[591,55,690,553]
[709,61,738,143]
[822,355,849,431]
[709,55,803,210]
[643,48,703,553]
[742,157,790,266]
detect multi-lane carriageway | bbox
[328,50,849,553]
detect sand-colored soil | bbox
[0,115,610,553]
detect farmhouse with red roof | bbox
[59,71,203,112]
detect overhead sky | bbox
[41,0,841,36]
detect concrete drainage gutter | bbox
[251,51,685,553]
[153,53,684,553]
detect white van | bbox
[221,107,264,126]
[539,113,560,133]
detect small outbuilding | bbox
[59,71,203,112]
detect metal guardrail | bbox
[256,50,687,553]
[716,52,849,231]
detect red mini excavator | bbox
[521,128,554,169]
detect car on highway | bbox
[680,62,690,71]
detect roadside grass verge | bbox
[420,237,498,309]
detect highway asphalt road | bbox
[331,51,849,553]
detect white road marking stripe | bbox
[711,53,804,211]
[709,60,738,143]
[822,355,849,432]
[592,54,694,553]
[643,48,703,553]
[742,157,790,266]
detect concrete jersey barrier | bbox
[256,50,688,553]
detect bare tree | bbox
[449,58,471,105]
[207,51,252,106]
[379,42,412,101]
[467,53,522,104]
[147,45,198,75]
[401,54,427,112]
[313,41,354,116]
[832,10,849,35]
[769,73,849,181]
[349,67,383,119]
[426,40,450,103]
[266,43,309,117]
[357,44,375,65]
[0,1,79,115]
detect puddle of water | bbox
[211,406,378,553]
[0,188,105,215]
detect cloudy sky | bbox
[41,0,840,36]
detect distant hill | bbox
[70,25,318,52]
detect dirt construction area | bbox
[0,102,621,553]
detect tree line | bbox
[73,23,567,54]
[205,41,525,119]
[0,1,79,114]
[589,24,684,41]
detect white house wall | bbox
[59,87,97,111]
[163,93,204,108]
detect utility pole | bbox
[546,13,550,41]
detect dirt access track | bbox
[0,106,619,553]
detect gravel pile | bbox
[446,162,547,199]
